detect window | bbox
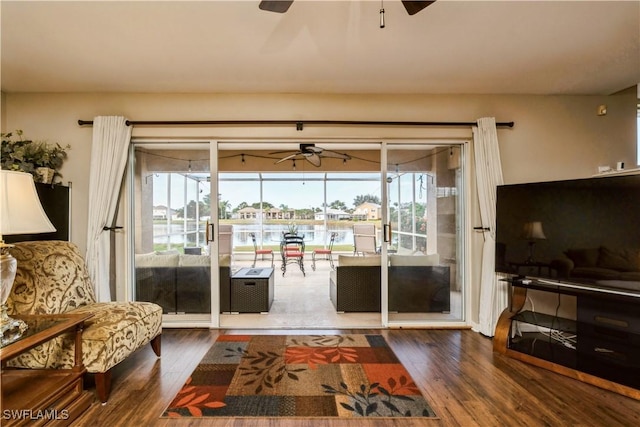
[219,172,382,252]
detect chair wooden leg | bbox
[151,334,161,357]
[95,370,112,403]
[91,335,161,403]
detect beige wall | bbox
[2,89,637,324]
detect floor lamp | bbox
[0,170,56,346]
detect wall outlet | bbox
[598,165,611,173]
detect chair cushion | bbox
[285,251,303,258]
[7,301,162,373]
[72,302,162,372]
[8,240,96,315]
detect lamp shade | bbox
[0,170,56,236]
[521,221,546,240]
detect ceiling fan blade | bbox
[259,1,294,13]
[274,153,301,164]
[401,0,436,16]
[269,149,298,155]
[305,153,322,167]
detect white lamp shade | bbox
[0,170,56,235]
[521,221,546,240]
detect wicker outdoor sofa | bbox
[134,253,231,313]
[329,254,451,313]
[330,255,382,312]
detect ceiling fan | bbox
[259,1,436,15]
[271,144,351,167]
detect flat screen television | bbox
[495,173,640,295]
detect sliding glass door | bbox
[130,142,221,327]
[383,143,466,326]
[128,139,466,329]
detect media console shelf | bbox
[494,278,640,400]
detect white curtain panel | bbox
[85,116,132,302]
[473,117,507,337]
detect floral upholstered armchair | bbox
[6,241,163,402]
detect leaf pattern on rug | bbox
[289,334,356,347]
[286,334,359,368]
[322,374,425,417]
[164,377,226,418]
[233,347,307,394]
[285,346,358,368]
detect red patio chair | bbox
[249,232,274,268]
[312,232,337,271]
[280,233,305,276]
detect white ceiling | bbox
[1,0,639,95]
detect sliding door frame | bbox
[381,140,470,328]
[128,139,220,328]
[128,136,471,330]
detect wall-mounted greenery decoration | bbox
[1,130,70,183]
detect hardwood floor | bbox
[73,328,640,427]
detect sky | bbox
[154,173,384,211]
[219,179,383,210]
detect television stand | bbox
[493,278,640,400]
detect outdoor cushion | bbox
[389,254,440,266]
[337,255,381,266]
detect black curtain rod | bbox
[77,119,514,130]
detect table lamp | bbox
[1,170,56,346]
[521,221,546,264]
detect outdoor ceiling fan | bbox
[271,144,351,167]
[259,1,436,15]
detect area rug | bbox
[163,334,437,418]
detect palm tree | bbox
[353,194,381,207]
[329,200,347,210]
[218,199,231,219]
